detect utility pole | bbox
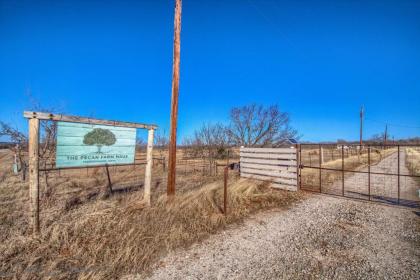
[384,124,388,146]
[359,106,364,147]
[167,0,182,197]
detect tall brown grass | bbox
[406,148,420,176]
[0,148,302,279]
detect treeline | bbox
[179,104,297,164]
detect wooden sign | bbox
[24,111,156,234]
[56,122,136,168]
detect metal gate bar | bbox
[298,143,420,208]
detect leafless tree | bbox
[0,121,28,179]
[154,129,169,158]
[368,132,392,146]
[226,103,297,147]
[27,97,62,165]
[185,123,229,170]
[0,96,63,181]
[136,138,146,149]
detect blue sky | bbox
[1,0,419,142]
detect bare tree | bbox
[0,96,63,181]
[27,97,62,166]
[136,138,146,149]
[368,132,392,145]
[0,121,28,179]
[155,129,169,158]
[226,103,297,147]
[185,123,229,168]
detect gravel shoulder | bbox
[127,194,420,280]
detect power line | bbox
[246,0,296,49]
[364,118,420,129]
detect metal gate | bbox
[298,144,420,208]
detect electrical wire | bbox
[365,118,420,129]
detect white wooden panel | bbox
[240,157,296,166]
[240,147,296,154]
[241,167,297,179]
[241,172,297,186]
[240,162,296,173]
[239,147,298,192]
[240,152,296,160]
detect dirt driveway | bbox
[127,194,419,280]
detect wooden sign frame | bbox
[24,111,158,235]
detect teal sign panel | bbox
[56,122,136,168]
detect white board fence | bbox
[240,147,299,191]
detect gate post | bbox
[28,117,40,235]
[397,145,400,205]
[341,145,345,196]
[144,128,155,206]
[319,144,322,192]
[297,144,300,190]
[368,146,371,201]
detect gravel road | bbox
[127,194,419,280]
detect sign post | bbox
[144,128,155,205]
[28,117,40,235]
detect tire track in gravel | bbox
[125,194,420,280]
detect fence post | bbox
[397,145,400,205]
[163,156,166,172]
[368,145,371,201]
[227,149,230,166]
[223,166,228,215]
[296,144,300,190]
[341,145,345,196]
[28,117,40,235]
[105,164,113,193]
[144,128,155,206]
[319,144,322,192]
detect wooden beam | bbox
[240,147,297,154]
[240,157,297,166]
[241,172,297,186]
[240,152,296,160]
[144,128,155,206]
[240,168,297,179]
[28,118,40,235]
[240,162,297,173]
[23,111,157,130]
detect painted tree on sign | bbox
[83,128,116,153]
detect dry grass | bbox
[0,149,302,279]
[406,148,420,176]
